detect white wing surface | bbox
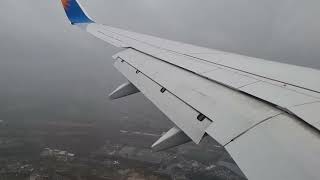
[59,1,320,179]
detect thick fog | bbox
[0,0,319,129]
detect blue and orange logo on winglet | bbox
[60,0,94,24]
[62,0,71,10]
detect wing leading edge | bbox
[58,1,320,180]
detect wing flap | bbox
[114,57,212,143]
[115,48,320,133]
[114,49,284,145]
[226,114,320,180]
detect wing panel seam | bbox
[224,113,284,147]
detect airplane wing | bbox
[59,1,320,179]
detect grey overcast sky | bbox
[0,0,319,128]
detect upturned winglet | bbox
[60,0,94,24]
